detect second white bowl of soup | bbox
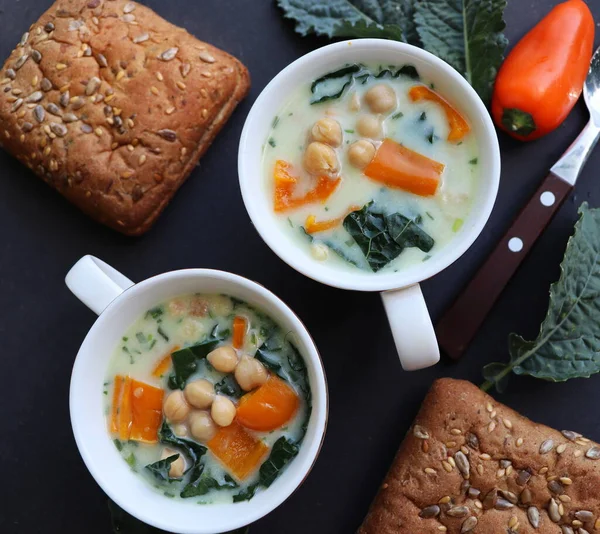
[238,39,500,371]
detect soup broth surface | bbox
[105,293,311,504]
[263,63,479,273]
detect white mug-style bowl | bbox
[66,255,328,534]
[238,39,500,372]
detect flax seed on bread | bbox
[359,378,600,533]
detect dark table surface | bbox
[2,1,600,533]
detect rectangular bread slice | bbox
[358,378,600,534]
[0,0,249,235]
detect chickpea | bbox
[184,379,215,409]
[356,115,382,139]
[207,345,238,373]
[164,390,190,423]
[172,423,189,438]
[311,118,342,147]
[161,448,185,478]
[303,142,340,178]
[189,410,217,441]
[211,395,236,427]
[364,84,397,113]
[235,355,268,392]
[348,140,376,170]
[311,242,329,261]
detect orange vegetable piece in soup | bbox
[364,138,444,197]
[232,316,247,349]
[118,376,133,440]
[207,421,269,481]
[152,346,180,378]
[408,85,471,142]
[236,375,299,432]
[129,380,164,443]
[305,205,361,234]
[273,159,340,212]
[110,375,164,443]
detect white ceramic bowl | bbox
[66,256,328,534]
[238,39,501,371]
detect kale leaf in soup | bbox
[343,202,434,272]
[146,454,181,482]
[259,437,300,487]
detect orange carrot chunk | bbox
[152,346,180,378]
[236,376,299,432]
[207,421,269,481]
[274,160,298,212]
[110,375,124,434]
[118,376,133,441]
[273,160,340,212]
[232,316,247,349]
[129,380,164,443]
[364,138,444,197]
[305,205,361,234]
[408,85,471,142]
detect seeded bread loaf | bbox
[0,0,249,235]
[358,378,600,534]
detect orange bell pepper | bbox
[118,376,133,441]
[207,421,269,481]
[408,85,470,142]
[304,205,361,234]
[492,0,594,141]
[232,316,247,349]
[152,346,180,378]
[236,376,299,432]
[129,380,164,443]
[273,160,340,212]
[364,138,444,197]
[110,375,164,443]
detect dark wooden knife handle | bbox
[436,172,572,360]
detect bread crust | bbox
[0,0,250,235]
[359,378,600,533]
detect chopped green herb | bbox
[469,158,478,165]
[391,111,404,120]
[122,336,128,342]
[268,137,276,147]
[114,439,123,452]
[425,211,434,220]
[426,131,437,144]
[344,129,355,133]
[452,218,464,233]
[125,453,136,468]
[157,326,169,342]
[287,217,294,228]
[135,332,146,344]
[103,390,108,395]
[429,82,435,89]
[419,111,427,121]
[146,307,164,320]
[149,339,157,350]
[272,115,280,128]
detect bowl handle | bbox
[380,284,440,371]
[65,255,134,315]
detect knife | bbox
[436,47,600,360]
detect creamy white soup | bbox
[263,63,479,272]
[104,294,311,503]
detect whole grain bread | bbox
[359,378,600,533]
[0,0,250,235]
